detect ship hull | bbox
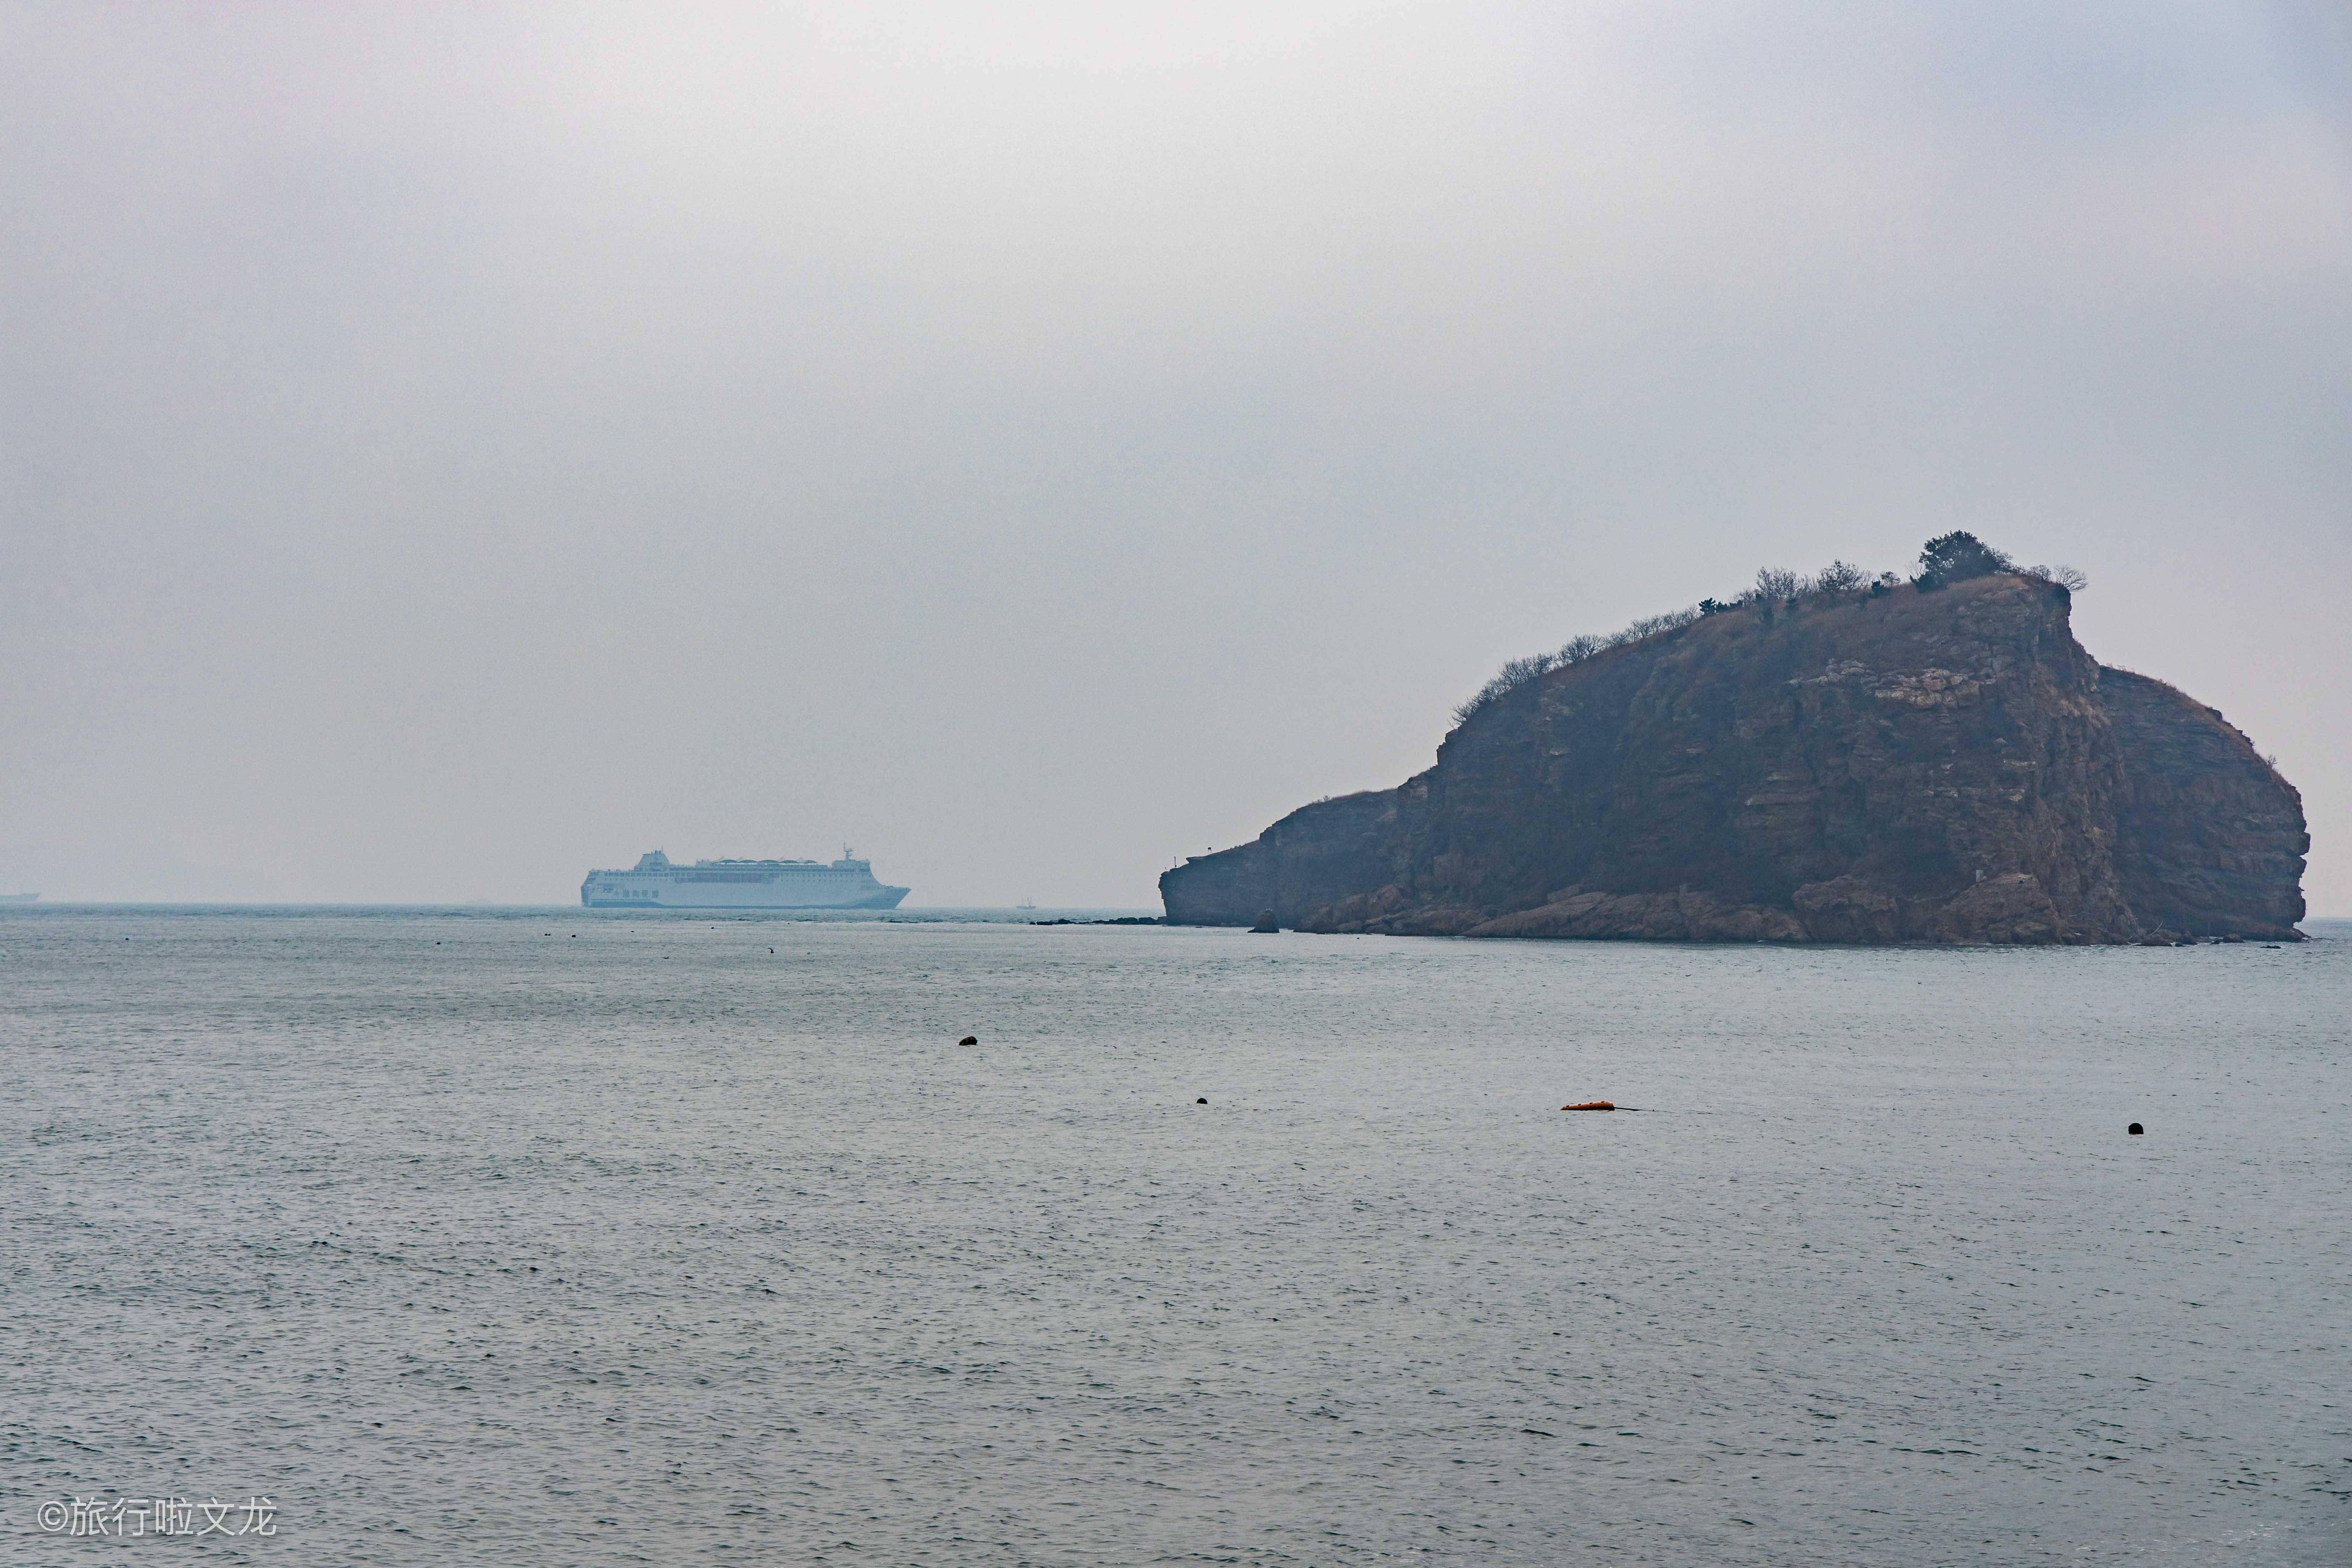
[582,884,909,910]
[581,854,909,909]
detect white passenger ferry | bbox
[580,851,908,909]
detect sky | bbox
[3,1,2348,910]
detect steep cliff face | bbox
[1161,575,2305,943]
[2100,668,2308,938]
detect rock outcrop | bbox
[1161,574,2305,943]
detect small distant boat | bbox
[1015,898,1038,911]
[0,893,38,905]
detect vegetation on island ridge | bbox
[1450,532,2089,727]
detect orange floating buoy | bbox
[1561,1100,1615,1112]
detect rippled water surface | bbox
[3,909,2348,1565]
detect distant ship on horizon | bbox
[580,850,908,910]
[0,892,38,905]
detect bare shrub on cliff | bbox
[1814,559,1867,595]
[1451,652,1558,724]
[2021,562,2090,593]
[1451,609,1700,728]
[1611,607,1701,646]
[1496,652,1558,686]
[1752,567,1800,601]
[1449,691,1496,725]
[1556,633,1605,664]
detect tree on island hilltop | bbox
[1913,531,2013,589]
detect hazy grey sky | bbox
[5,2,2348,910]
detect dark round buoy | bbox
[958,1035,978,1046]
[1196,1097,1207,1105]
[2127,1122,2144,1135]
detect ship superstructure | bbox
[581,851,909,910]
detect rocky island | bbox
[1162,536,2305,944]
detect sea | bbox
[2,906,2346,1566]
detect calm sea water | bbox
[2,909,2346,1565]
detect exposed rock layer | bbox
[1161,575,2305,943]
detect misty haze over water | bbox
[2,4,2349,909]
